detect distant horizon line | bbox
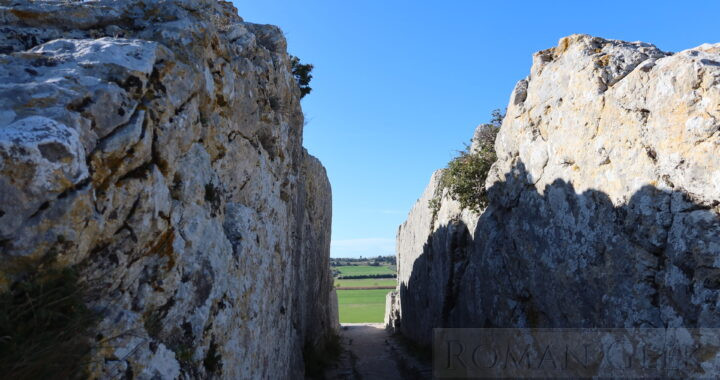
[330,254,395,259]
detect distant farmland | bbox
[337,289,392,323]
[334,263,397,323]
[335,265,395,277]
[334,278,396,288]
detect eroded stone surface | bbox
[0,0,336,378]
[388,35,720,350]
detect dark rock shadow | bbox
[398,219,472,346]
[398,160,720,347]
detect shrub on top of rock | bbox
[290,55,313,98]
[431,109,504,214]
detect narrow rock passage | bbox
[340,323,404,380]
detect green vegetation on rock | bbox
[431,109,503,214]
[291,55,313,98]
[0,264,96,379]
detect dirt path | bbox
[340,323,404,380]
[322,323,432,380]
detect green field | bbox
[334,278,396,288]
[337,289,392,323]
[335,265,395,277]
[333,264,397,322]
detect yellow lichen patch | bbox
[23,97,58,109]
[534,47,556,61]
[155,155,170,176]
[10,9,41,19]
[145,228,176,270]
[90,153,127,192]
[655,105,698,157]
[54,170,75,188]
[205,131,227,163]
[597,55,611,67]
[557,36,572,54]
[0,157,36,186]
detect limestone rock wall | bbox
[388,34,720,347]
[384,171,478,345]
[0,0,335,378]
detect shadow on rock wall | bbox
[400,161,720,347]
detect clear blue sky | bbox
[234,1,719,258]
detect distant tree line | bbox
[330,255,396,267]
[336,274,397,280]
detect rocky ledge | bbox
[0,0,336,378]
[388,35,720,348]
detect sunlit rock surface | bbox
[0,0,335,378]
[388,35,720,348]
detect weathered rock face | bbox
[385,171,478,345]
[0,0,336,378]
[388,34,720,347]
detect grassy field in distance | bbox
[333,261,397,323]
[334,265,395,277]
[337,289,392,323]
[334,278,396,288]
